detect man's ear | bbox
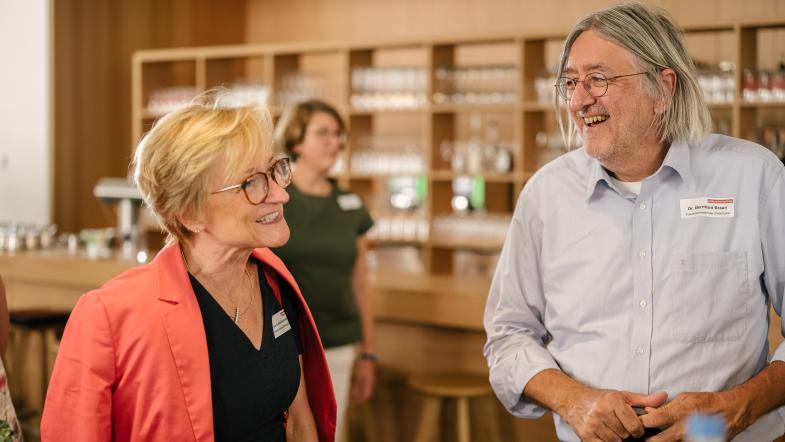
[655,68,677,115]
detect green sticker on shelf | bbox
[471,176,485,210]
[416,175,428,202]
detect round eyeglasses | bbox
[554,72,647,100]
[211,157,292,205]
[307,127,348,145]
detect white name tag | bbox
[272,309,292,339]
[680,197,735,219]
[337,193,363,210]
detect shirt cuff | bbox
[488,345,560,418]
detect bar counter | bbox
[0,247,487,326]
[0,248,493,375]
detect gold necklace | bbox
[232,276,256,323]
[182,249,257,323]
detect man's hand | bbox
[558,388,668,442]
[640,390,752,442]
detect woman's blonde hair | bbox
[132,89,274,245]
[556,2,712,148]
[274,99,346,160]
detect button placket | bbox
[628,193,654,393]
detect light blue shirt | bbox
[483,134,785,442]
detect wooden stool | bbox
[407,373,494,442]
[8,309,70,415]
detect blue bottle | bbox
[685,413,726,442]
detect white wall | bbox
[0,0,50,223]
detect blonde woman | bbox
[273,100,375,441]
[41,93,336,442]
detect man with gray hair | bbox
[483,3,785,441]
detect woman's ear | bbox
[177,213,205,235]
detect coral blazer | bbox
[41,245,336,442]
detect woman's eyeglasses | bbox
[211,157,292,205]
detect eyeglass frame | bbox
[305,127,348,145]
[554,71,648,101]
[211,157,292,205]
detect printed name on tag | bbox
[272,309,292,339]
[337,193,363,210]
[680,197,735,219]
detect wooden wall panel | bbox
[53,0,247,233]
[245,0,785,44]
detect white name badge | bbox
[680,197,735,219]
[272,309,292,339]
[337,193,363,211]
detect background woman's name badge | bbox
[337,194,363,210]
[272,309,291,338]
[680,197,735,219]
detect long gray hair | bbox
[556,2,711,148]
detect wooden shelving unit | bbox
[132,21,785,278]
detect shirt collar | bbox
[583,158,613,202]
[583,140,692,202]
[660,140,691,185]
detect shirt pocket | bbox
[666,251,749,343]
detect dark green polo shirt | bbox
[272,181,373,348]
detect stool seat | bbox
[10,310,70,328]
[407,373,491,398]
[407,373,496,442]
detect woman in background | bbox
[41,93,335,441]
[274,100,376,441]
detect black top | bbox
[190,261,302,442]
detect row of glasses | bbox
[350,66,427,111]
[350,134,424,175]
[147,83,270,117]
[276,72,338,108]
[743,68,785,102]
[146,86,198,116]
[698,67,735,104]
[217,83,270,107]
[366,210,429,243]
[534,75,558,104]
[431,212,511,247]
[439,140,515,174]
[433,65,517,105]
[0,223,58,253]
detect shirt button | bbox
[639,202,647,210]
[638,250,647,257]
[639,299,647,309]
[635,347,645,356]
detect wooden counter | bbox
[0,249,490,329]
[0,248,138,311]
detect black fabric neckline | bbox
[187,261,275,352]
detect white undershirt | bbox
[609,176,642,196]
